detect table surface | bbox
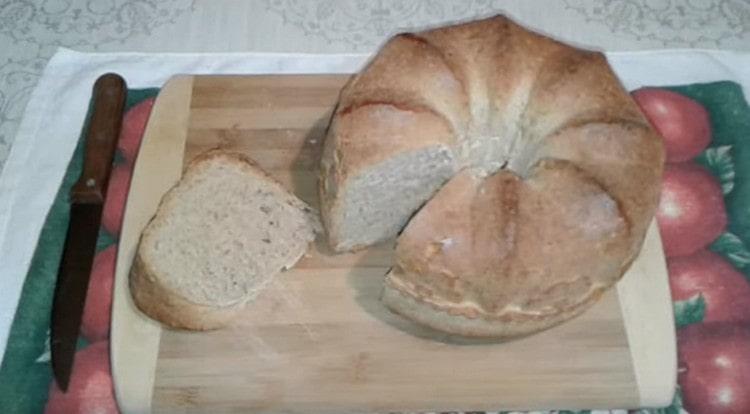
[2,0,750,173]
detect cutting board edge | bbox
[111,75,194,414]
[617,222,677,407]
[110,74,676,413]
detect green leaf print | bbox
[96,227,117,252]
[634,387,684,414]
[696,145,735,194]
[666,82,750,280]
[34,331,51,364]
[710,231,750,269]
[674,294,706,328]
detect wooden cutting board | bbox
[111,75,676,413]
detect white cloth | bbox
[1,47,750,360]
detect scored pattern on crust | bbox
[322,15,664,337]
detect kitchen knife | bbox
[51,73,126,392]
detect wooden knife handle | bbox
[71,73,127,203]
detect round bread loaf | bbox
[320,15,664,337]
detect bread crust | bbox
[130,150,318,330]
[320,15,664,337]
[130,251,245,330]
[382,272,605,338]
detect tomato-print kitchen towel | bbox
[630,82,750,414]
[0,89,157,414]
[1,82,750,413]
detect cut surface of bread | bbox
[320,15,664,337]
[130,150,318,330]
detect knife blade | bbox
[51,73,126,392]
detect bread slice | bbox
[130,150,319,330]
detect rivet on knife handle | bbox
[71,73,127,203]
[51,73,126,392]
